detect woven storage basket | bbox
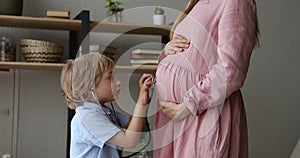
[20,39,64,63]
[20,39,60,47]
[21,46,63,63]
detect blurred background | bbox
[0,0,299,157]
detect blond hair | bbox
[60,54,114,109]
[170,0,260,47]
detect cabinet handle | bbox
[1,109,10,116]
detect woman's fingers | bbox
[165,35,190,55]
[160,101,177,119]
[160,101,192,121]
[174,35,190,44]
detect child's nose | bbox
[116,78,121,86]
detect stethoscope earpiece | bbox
[91,90,96,98]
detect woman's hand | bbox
[160,101,192,121]
[137,73,153,106]
[164,35,190,56]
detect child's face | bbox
[95,67,121,104]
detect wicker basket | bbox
[20,39,64,63]
[20,39,60,47]
[21,46,63,63]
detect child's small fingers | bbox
[140,74,153,86]
[144,78,153,87]
[140,74,150,82]
[142,74,152,80]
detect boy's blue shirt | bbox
[70,102,129,158]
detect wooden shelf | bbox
[0,15,171,35]
[0,15,82,31]
[90,21,171,36]
[0,61,65,70]
[0,61,157,72]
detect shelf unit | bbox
[1,11,170,157]
[0,13,170,72]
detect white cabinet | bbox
[16,70,67,158]
[0,69,14,156]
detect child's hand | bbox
[137,73,153,106]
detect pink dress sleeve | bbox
[183,0,258,115]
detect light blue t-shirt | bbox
[70,102,129,158]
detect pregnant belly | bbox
[155,59,205,104]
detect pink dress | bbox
[153,0,257,157]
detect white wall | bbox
[243,1,300,158]
[0,0,299,158]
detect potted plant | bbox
[105,0,124,22]
[153,7,165,25]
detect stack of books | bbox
[130,49,161,66]
[79,45,117,60]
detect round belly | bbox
[155,59,205,104]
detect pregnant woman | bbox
[153,0,259,157]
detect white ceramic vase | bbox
[107,8,124,23]
[153,15,165,25]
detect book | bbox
[130,59,158,65]
[131,49,162,55]
[46,10,70,18]
[79,45,117,54]
[78,45,117,60]
[131,54,159,59]
[88,51,115,60]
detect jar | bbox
[0,36,16,62]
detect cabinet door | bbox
[0,69,14,155]
[17,70,67,158]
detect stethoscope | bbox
[90,76,156,158]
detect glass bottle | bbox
[0,36,16,62]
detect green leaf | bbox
[154,7,164,15]
[105,0,123,11]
